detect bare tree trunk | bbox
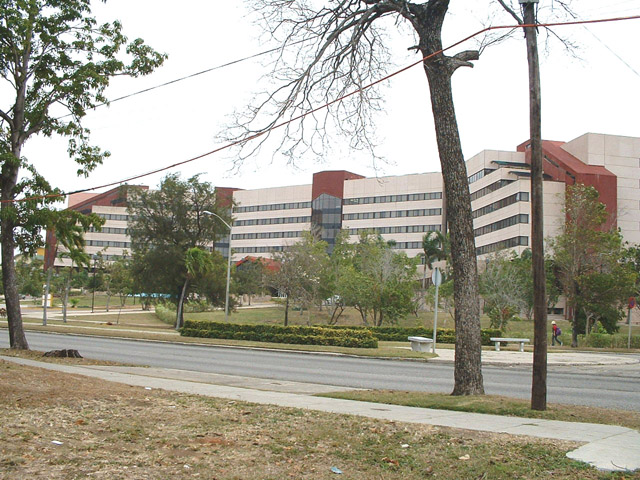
[1,161,29,349]
[176,278,189,330]
[522,1,548,411]
[422,66,483,395]
[284,295,289,326]
[412,0,483,396]
[43,267,53,326]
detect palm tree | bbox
[421,231,450,286]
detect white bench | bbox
[490,337,530,352]
[408,336,434,353]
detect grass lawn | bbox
[1,359,632,479]
[320,390,640,432]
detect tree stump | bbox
[43,349,83,358]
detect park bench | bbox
[489,337,530,352]
[408,336,434,353]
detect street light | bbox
[203,210,232,322]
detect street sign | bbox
[431,267,442,287]
[629,297,636,310]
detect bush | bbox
[314,325,502,346]
[180,320,378,348]
[154,304,176,326]
[580,333,640,349]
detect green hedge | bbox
[580,333,640,349]
[315,325,502,346]
[180,320,378,348]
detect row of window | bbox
[234,216,311,227]
[472,192,529,219]
[474,214,529,237]
[348,225,441,235]
[476,236,529,256]
[89,226,129,235]
[233,201,311,213]
[96,213,130,221]
[390,241,423,250]
[234,246,285,254]
[343,192,442,205]
[343,208,441,221]
[468,168,495,184]
[86,240,131,248]
[470,179,514,202]
[232,231,303,240]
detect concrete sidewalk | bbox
[2,355,638,473]
[427,347,640,366]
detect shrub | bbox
[154,304,176,326]
[180,320,378,348]
[313,325,501,346]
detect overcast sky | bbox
[19,0,640,201]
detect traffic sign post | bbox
[431,268,442,353]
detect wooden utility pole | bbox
[521,0,548,411]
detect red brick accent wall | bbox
[518,140,618,230]
[312,170,364,200]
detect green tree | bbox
[550,184,633,346]
[233,259,266,306]
[334,233,419,326]
[128,174,230,328]
[0,0,165,348]
[510,249,560,322]
[266,232,330,326]
[479,254,522,331]
[15,257,44,298]
[109,255,133,309]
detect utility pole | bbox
[520,0,548,411]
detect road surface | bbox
[2,331,639,411]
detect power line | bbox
[9,13,640,205]
[57,37,313,119]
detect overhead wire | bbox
[7,13,640,205]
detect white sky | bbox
[18,0,640,202]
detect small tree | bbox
[110,256,134,309]
[266,233,329,325]
[128,174,231,328]
[550,184,632,346]
[234,259,266,306]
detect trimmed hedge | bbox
[580,333,640,349]
[180,320,378,348]
[314,325,502,346]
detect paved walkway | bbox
[426,346,640,366]
[2,355,638,473]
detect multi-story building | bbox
[47,133,640,268]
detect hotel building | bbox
[48,133,640,268]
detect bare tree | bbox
[228,0,484,394]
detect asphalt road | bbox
[2,331,639,411]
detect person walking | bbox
[551,320,563,346]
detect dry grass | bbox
[1,360,636,479]
[321,390,640,432]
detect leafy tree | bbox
[128,174,230,328]
[550,184,635,346]
[576,263,636,334]
[334,233,419,326]
[228,0,484,394]
[43,210,103,325]
[59,248,90,323]
[233,259,266,306]
[109,255,134,309]
[0,0,165,348]
[15,257,44,298]
[479,254,522,331]
[266,232,330,326]
[510,249,560,322]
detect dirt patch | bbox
[0,360,631,479]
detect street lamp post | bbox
[203,210,232,322]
